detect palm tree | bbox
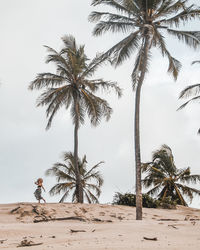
[29,35,122,203]
[89,0,200,219]
[142,144,200,206]
[178,60,200,133]
[45,152,104,203]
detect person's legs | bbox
[42,198,46,203]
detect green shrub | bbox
[158,197,177,209]
[113,192,159,208]
[112,192,177,209]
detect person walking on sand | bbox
[34,178,46,203]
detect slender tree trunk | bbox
[74,95,83,203]
[135,35,150,220]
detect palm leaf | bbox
[81,89,112,125]
[174,183,187,205]
[91,0,134,15]
[154,28,181,80]
[192,60,200,65]
[160,6,200,28]
[177,95,200,110]
[155,0,187,19]
[146,184,162,196]
[112,31,140,66]
[59,190,70,203]
[180,174,200,184]
[167,29,200,49]
[92,20,134,36]
[179,84,200,99]
[29,73,66,90]
[85,188,99,203]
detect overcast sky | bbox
[0,0,200,207]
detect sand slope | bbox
[0,203,200,249]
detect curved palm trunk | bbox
[135,36,150,220]
[74,95,83,203]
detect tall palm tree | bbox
[29,35,122,203]
[89,0,200,219]
[178,60,200,133]
[46,152,104,203]
[142,144,200,206]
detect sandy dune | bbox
[0,202,200,249]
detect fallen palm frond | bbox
[17,239,43,247]
[33,216,86,223]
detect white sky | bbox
[0,0,200,207]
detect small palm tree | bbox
[45,152,104,203]
[29,35,122,203]
[142,144,200,206]
[178,60,200,134]
[89,0,200,219]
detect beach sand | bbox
[0,202,200,249]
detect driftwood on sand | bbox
[143,237,158,241]
[168,224,178,229]
[33,216,113,223]
[158,219,179,221]
[17,239,43,247]
[33,216,86,223]
[70,229,86,233]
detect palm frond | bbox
[84,190,92,204]
[112,31,140,66]
[154,28,181,80]
[85,79,122,98]
[85,183,102,197]
[146,184,162,196]
[177,95,200,110]
[91,0,135,15]
[141,162,153,173]
[44,45,72,72]
[176,183,200,196]
[160,5,200,28]
[101,31,141,67]
[167,29,200,49]
[155,0,188,19]
[85,188,99,203]
[29,73,66,90]
[59,190,70,203]
[174,183,187,205]
[81,89,112,125]
[89,11,135,23]
[179,84,200,99]
[157,185,168,200]
[81,53,108,78]
[84,161,104,178]
[61,35,77,51]
[180,174,200,184]
[49,182,74,196]
[36,86,72,129]
[72,188,78,203]
[70,98,85,126]
[192,60,200,65]
[131,39,151,89]
[45,165,75,182]
[92,20,134,36]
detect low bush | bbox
[113,192,177,209]
[158,197,177,209]
[113,192,159,208]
